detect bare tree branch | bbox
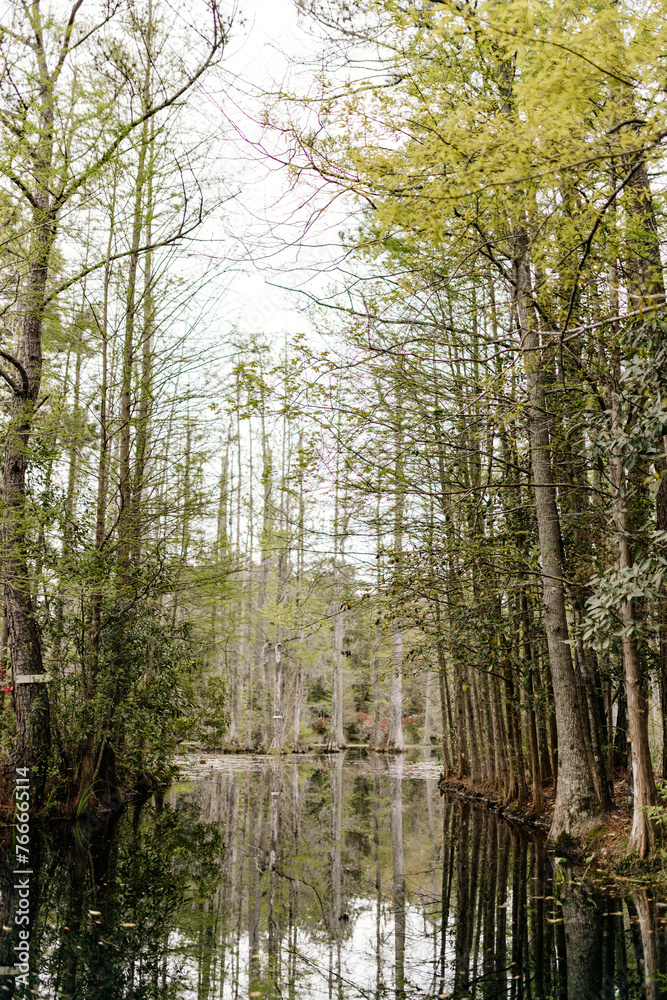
[0,350,30,395]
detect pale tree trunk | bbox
[388,629,405,751]
[131,118,156,564]
[372,643,383,747]
[259,640,272,748]
[371,491,384,748]
[389,758,406,1000]
[270,418,290,754]
[245,418,255,750]
[327,426,346,751]
[171,418,193,625]
[213,443,229,642]
[612,445,658,858]
[228,388,244,746]
[437,648,454,777]
[423,667,433,745]
[293,658,302,750]
[329,752,343,938]
[117,110,151,589]
[431,577,454,775]
[429,415,456,771]
[267,765,280,984]
[248,785,265,997]
[258,404,273,747]
[268,640,284,753]
[387,394,405,751]
[293,427,306,751]
[50,320,82,680]
[326,602,345,751]
[515,233,604,839]
[288,763,300,993]
[372,756,383,995]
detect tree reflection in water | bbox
[0,751,665,998]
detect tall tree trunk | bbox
[131,141,155,564]
[515,231,604,838]
[660,479,667,780]
[612,449,659,858]
[80,191,117,800]
[258,404,273,748]
[388,628,405,751]
[387,398,405,751]
[423,667,434,745]
[3,207,55,783]
[269,640,284,753]
[522,591,543,810]
[117,114,151,589]
[327,426,346,751]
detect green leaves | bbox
[581,555,667,650]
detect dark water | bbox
[0,751,665,998]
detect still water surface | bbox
[0,750,665,998]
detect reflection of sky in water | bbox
[14,752,660,999]
[174,750,443,782]
[168,753,446,999]
[173,900,441,999]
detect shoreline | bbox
[436,772,667,886]
[0,747,661,888]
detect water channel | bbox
[0,750,665,998]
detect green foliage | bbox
[43,601,214,787]
[36,797,225,997]
[191,672,228,748]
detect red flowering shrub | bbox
[356,712,374,740]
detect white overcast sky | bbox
[197,0,343,346]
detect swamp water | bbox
[0,750,665,999]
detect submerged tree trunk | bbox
[389,758,406,1000]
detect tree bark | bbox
[386,394,405,751]
[117,115,150,588]
[3,198,55,783]
[612,454,659,858]
[515,232,604,838]
[268,641,284,753]
[657,477,667,779]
